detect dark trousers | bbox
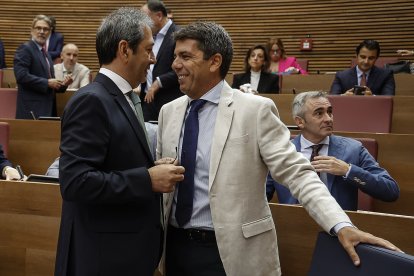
[166,225,226,276]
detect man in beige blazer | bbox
[54,43,90,90]
[156,22,399,276]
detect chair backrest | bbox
[0,70,3,87]
[296,58,309,72]
[354,138,378,211]
[280,74,335,94]
[0,122,10,157]
[0,68,17,88]
[327,95,393,133]
[350,57,399,68]
[394,74,414,96]
[0,88,17,118]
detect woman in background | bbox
[267,37,308,75]
[232,44,279,93]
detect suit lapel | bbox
[327,135,344,191]
[31,41,50,77]
[95,74,154,162]
[209,83,234,190]
[155,23,175,62]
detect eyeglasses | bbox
[33,26,50,33]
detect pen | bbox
[30,111,37,120]
[15,165,24,180]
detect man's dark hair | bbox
[96,7,152,66]
[356,39,381,57]
[173,21,233,79]
[147,0,167,17]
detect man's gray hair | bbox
[32,15,51,28]
[96,7,153,66]
[292,91,328,119]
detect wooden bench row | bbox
[1,119,413,216]
[262,94,414,134]
[1,180,413,276]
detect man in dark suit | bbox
[266,91,399,210]
[330,40,395,95]
[47,16,64,62]
[54,8,184,276]
[140,0,182,121]
[13,15,69,119]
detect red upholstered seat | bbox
[0,122,10,157]
[0,88,17,118]
[327,95,393,133]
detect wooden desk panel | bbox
[271,203,414,276]
[0,119,60,175]
[262,94,414,134]
[279,74,335,94]
[0,181,61,276]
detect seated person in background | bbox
[330,40,395,95]
[397,49,414,56]
[267,37,308,75]
[1,144,21,180]
[266,91,399,210]
[232,44,279,93]
[54,43,91,90]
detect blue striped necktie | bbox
[175,99,207,227]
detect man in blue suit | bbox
[330,40,395,95]
[14,15,69,119]
[55,8,184,276]
[266,91,399,210]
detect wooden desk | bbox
[279,74,335,94]
[0,119,60,175]
[271,203,414,275]
[262,94,414,134]
[394,74,414,96]
[56,90,76,117]
[0,181,61,276]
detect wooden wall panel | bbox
[1,0,413,74]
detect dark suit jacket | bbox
[48,31,64,60]
[0,144,12,177]
[232,71,279,93]
[330,66,395,95]
[140,22,182,121]
[14,40,57,119]
[0,39,6,68]
[266,135,399,210]
[55,73,162,276]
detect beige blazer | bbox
[54,62,90,89]
[157,82,351,276]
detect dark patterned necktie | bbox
[41,46,52,78]
[175,99,207,227]
[310,144,323,176]
[360,72,367,86]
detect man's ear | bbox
[294,116,305,129]
[118,40,129,62]
[209,53,222,73]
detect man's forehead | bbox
[306,97,331,111]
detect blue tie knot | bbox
[190,99,207,113]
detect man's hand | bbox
[342,88,354,96]
[144,80,160,103]
[148,163,184,193]
[4,166,22,180]
[363,86,373,96]
[48,79,64,90]
[337,226,401,266]
[62,74,74,86]
[311,155,349,176]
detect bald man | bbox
[54,43,91,90]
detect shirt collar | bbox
[99,68,132,95]
[300,135,330,149]
[356,66,370,78]
[186,80,223,106]
[157,19,173,37]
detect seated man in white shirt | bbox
[54,43,90,90]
